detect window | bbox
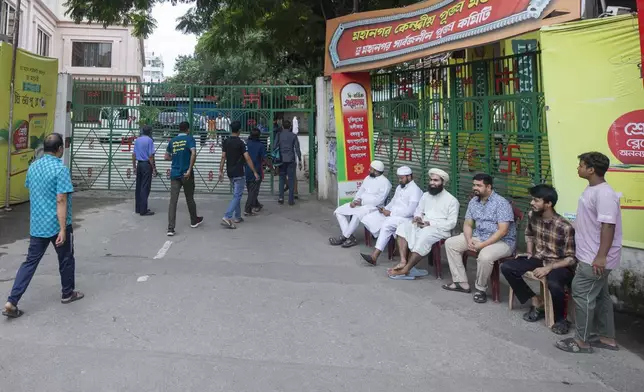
[72,42,112,68]
[36,28,50,56]
[0,1,17,38]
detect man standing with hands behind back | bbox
[556,152,622,354]
[165,121,203,236]
[132,125,157,216]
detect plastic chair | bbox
[508,271,571,328]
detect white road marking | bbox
[153,241,173,259]
[137,275,149,282]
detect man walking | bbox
[276,119,302,205]
[219,121,260,229]
[556,152,622,354]
[132,125,157,216]
[501,184,576,335]
[165,121,203,236]
[244,128,266,216]
[3,134,83,318]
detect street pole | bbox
[353,0,359,13]
[4,0,21,211]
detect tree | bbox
[64,0,420,81]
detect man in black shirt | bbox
[219,121,260,229]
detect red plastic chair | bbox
[461,202,524,303]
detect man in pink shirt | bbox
[556,152,622,354]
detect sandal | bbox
[473,290,487,304]
[360,253,377,266]
[441,282,471,294]
[61,291,85,304]
[551,320,570,335]
[2,305,24,318]
[588,336,620,351]
[523,306,546,322]
[341,236,357,248]
[555,337,593,354]
[329,236,346,246]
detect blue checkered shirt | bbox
[465,191,517,249]
[26,154,74,238]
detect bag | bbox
[270,131,282,166]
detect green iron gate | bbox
[70,82,316,195]
[372,52,549,246]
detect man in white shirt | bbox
[215,113,231,146]
[292,116,299,135]
[329,160,392,248]
[360,166,422,265]
[389,168,460,279]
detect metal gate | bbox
[371,52,549,243]
[70,82,315,195]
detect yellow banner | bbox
[541,15,644,249]
[0,43,59,205]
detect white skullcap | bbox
[397,166,412,176]
[370,160,385,172]
[428,168,450,183]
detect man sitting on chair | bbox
[360,166,423,266]
[501,184,576,335]
[329,160,392,248]
[388,168,459,279]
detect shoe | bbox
[220,218,236,229]
[191,216,204,228]
[233,217,244,224]
[61,291,84,304]
[278,199,284,205]
[167,229,175,236]
[288,201,295,206]
[141,210,155,216]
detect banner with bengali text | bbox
[331,73,374,206]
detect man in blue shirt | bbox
[443,173,516,304]
[244,128,266,216]
[132,125,157,216]
[165,121,203,236]
[3,133,83,318]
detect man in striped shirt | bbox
[501,184,576,335]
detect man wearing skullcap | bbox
[442,173,516,303]
[360,166,422,265]
[389,168,459,280]
[329,160,392,248]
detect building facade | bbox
[0,0,144,82]
[143,50,164,82]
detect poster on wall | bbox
[0,43,59,205]
[331,72,374,206]
[541,16,644,249]
[327,139,337,174]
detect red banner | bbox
[638,0,644,85]
[328,0,548,68]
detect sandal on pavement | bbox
[551,320,570,335]
[2,305,24,318]
[555,337,593,354]
[441,282,471,294]
[341,236,357,248]
[523,306,546,322]
[329,236,346,246]
[360,253,376,266]
[61,291,84,304]
[473,290,487,304]
[589,336,620,351]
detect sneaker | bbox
[191,216,204,228]
[233,217,244,224]
[61,291,84,304]
[278,199,284,205]
[167,229,175,236]
[220,218,236,229]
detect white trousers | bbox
[396,221,448,257]
[334,204,377,238]
[361,212,409,251]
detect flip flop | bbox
[441,282,471,294]
[523,306,546,322]
[555,337,593,354]
[388,273,415,280]
[409,268,428,278]
[589,336,620,351]
[2,306,24,318]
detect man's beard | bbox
[428,185,443,195]
[399,180,408,188]
[369,173,376,178]
[531,208,544,217]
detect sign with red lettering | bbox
[607,110,644,165]
[12,121,29,150]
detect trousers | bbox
[334,204,377,239]
[361,211,408,251]
[135,161,152,214]
[572,262,615,342]
[245,179,262,213]
[168,176,198,230]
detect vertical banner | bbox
[331,72,374,206]
[638,0,644,85]
[0,43,59,205]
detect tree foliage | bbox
[64,0,420,82]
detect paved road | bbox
[1,192,643,392]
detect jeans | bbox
[135,161,153,214]
[501,257,574,322]
[224,176,245,219]
[168,176,198,230]
[279,162,296,203]
[245,179,262,213]
[7,225,75,306]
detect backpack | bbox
[271,131,282,167]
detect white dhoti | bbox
[395,221,447,257]
[334,204,377,238]
[361,212,409,251]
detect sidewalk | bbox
[0,191,643,392]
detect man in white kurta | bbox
[329,160,392,248]
[389,168,460,279]
[360,166,422,265]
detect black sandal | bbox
[589,336,620,351]
[341,236,358,248]
[523,306,545,322]
[473,290,487,304]
[551,320,570,335]
[2,305,24,318]
[360,253,377,266]
[555,337,593,354]
[441,282,471,294]
[329,236,346,246]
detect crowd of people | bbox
[328,152,622,354]
[1,130,624,355]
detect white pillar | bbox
[315,76,329,200]
[55,73,73,167]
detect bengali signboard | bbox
[331,73,375,205]
[325,0,580,74]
